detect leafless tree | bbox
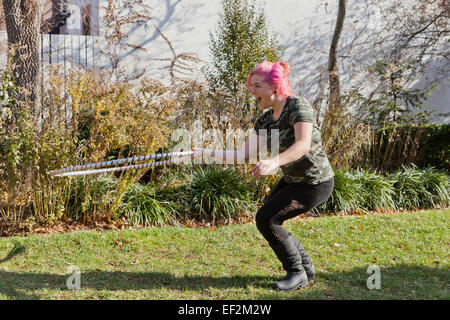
[321,0,348,148]
[376,0,449,83]
[328,0,347,111]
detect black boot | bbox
[269,235,308,291]
[290,235,316,281]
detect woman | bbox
[194,61,334,291]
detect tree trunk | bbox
[328,0,346,110]
[2,0,43,120]
[321,0,347,156]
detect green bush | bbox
[353,168,397,211]
[62,164,449,226]
[65,175,119,221]
[361,123,450,172]
[207,0,280,96]
[317,170,367,214]
[416,124,450,170]
[390,164,449,210]
[316,165,449,214]
[121,163,449,225]
[186,165,257,224]
[118,182,179,227]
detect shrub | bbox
[186,165,257,224]
[0,71,34,200]
[67,70,176,163]
[65,175,119,222]
[1,65,179,225]
[316,170,367,214]
[316,86,373,172]
[206,0,280,97]
[389,164,449,210]
[246,168,283,204]
[118,182,179,227]
[362,59,436,128]
[352,123,450,173]
[412,124,449,170]
[352,168,397,211]
[315,165,449,214]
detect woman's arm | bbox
[274,122,312,166]
[193,132,260,164]
[252,122,312,177]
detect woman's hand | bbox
[252,159,279,177]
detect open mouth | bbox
[257,97,262,104]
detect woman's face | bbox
[248,74,276,110]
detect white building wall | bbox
[98,0,448,123]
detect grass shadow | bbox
[258,265,450,300]
[0,270,275,299]
[0,265,448,300]
[0,241,26,264]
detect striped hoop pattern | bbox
[49,151,194,177]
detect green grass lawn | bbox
[0,208,448,300]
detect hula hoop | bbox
[49,151,194,177]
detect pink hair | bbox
[247,61,293,97]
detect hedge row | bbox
[364,123,449,172]
[62,164,449,226]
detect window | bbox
[43,0,99,36]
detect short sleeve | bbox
[289,99,316,126]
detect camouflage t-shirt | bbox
[254,96,334,185]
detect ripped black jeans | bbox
[255,177,334,246]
